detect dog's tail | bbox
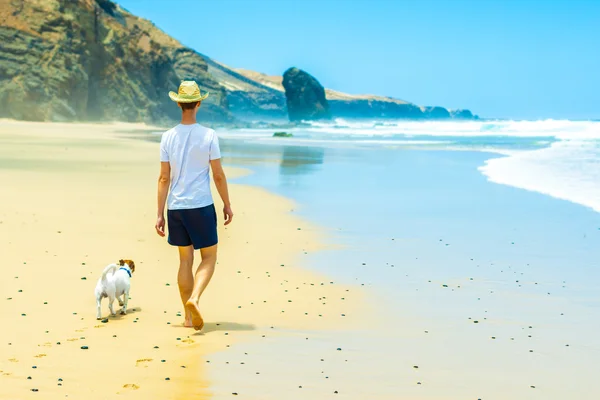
[101,263,118,280]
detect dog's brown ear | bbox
[118,259,124,266]
[121,259,135,273]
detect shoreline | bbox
[220,131,600,399]
[0,120,367,399]
[3,119,599,399]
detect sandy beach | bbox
[2,119,600,400]
[0,120,365,399]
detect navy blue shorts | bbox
[167,204,218,249]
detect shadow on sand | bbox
[100,306,143,321]
[200,321,256,334]
[170,321,256,334]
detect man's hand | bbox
[155,215,166,236]
[223,205,234,226]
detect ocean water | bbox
[219,119,600,291]
[205,119,600,399]
[219,119,600,214]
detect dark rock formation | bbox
[422,106,451,119]
[450,109,475,119]
[233,69,477,121]
[282,67,331,121]
[329,100,425,119]
[0,0,231,124]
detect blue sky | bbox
[116,0,599,120]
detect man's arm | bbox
[210,158,233,225]
[155,161,171,236]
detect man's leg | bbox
[177,245,195,327]
[185,244,218,330]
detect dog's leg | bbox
[120,290,129,315]
[118,294,124,307]
[108,295,116,316]
[96,295,102,320]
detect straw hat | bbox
[168,80,209,103]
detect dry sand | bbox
[0,120,366,399]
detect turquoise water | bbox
[222,138,600,289]
[218,118,600,212]
[143,119,600,397]
[204,120,600,398]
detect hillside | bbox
[0,0,230,123]
[231,68,473,120]
[236,68,411,105]
[0,0,475,124]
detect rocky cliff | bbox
[232,69,476,121]
[0,0,476,124]
[282,68,331,121]
[203,59,287,120]
[0,0,230,124]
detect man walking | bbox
[155,80,233,331]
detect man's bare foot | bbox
[183,317,194,328]
[184,300,204,331]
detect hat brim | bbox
[169,91,210,103]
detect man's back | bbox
[160,123,221,210]
[156,80,232,331]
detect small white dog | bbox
[95,259,136,320]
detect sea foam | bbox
[479,136,600,213]
[222,119,600,213]
[310,119,600,213]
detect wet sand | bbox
[208,138,600,399]
[0,120,366,399]
[4,119,598,400]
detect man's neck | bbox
[180,112,197,125]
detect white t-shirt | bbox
[160,123,221,210]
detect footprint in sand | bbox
[8,358,18,363]
[176,338,195,346]
[66,338,79,342]
[34,354,46,358]
[119,383,140,393]
[135,358,153,367]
